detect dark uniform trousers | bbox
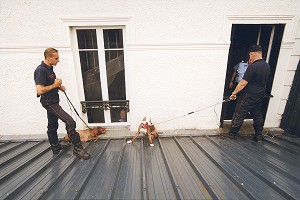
[230,92,265,135]
[43,103,80,145]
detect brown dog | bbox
[127,117,158,147]
[64,127,106,142]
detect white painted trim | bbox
[226,15,295,21]
[280,41,295,49]
[126,42,230,51]
[61,17,132,23]
[0,43,230,53]
[222,14,295,41]
[0,46,71,54]
[59,17,135,45]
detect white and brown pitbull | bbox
[127,117,158,147]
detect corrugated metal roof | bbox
[0,134,300,200]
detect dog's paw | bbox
[127,140,132,144]
[150,144,154,147]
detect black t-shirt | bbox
[242,59,270,94]
[34,61,59,105]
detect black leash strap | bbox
[63,91,92,130]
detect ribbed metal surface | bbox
[0,135,299,200]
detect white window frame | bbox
[71,26,129,126]
[60,17,133,127]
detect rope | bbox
[63,91,92,130]
[154,98,231,126]
[63,90,232,128]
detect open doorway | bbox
[220,24,285,127]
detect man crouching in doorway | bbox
[34,47,90,159]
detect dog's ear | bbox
[97,126,106,134]
[92,127,98,135]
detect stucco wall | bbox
[128,46,228,130]
[0,0,299,135]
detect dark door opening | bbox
[220,24,285,127]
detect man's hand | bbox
[54,78,62,88]
[229,79,248,100]
[230,93,237,100]
[229,81,233,88]
[59,85,66,92]
[36,78,63,95]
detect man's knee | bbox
[231,114,244,127]
[253,112,264,123]
[253,118,264,130]
[66,118,76,130]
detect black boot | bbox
[51,143,61,154]
[253,131,263,142]
[59,140,72,149]
[51,141,71,154]
[73,143,90,160]
[228,132,236,139]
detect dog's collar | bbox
[142,123,149,129]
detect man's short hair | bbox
[44,48,58,59]
[249,45,262,53]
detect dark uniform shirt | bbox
[242,59,270,94]
[34,61,59,105]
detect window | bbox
[75,27,128,124]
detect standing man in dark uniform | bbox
[34,48,90,159]
[228,45,270,142]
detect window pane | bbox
[103,29,123,49]
[77,29,98,49]
[79,51,99,72]
[111,107,127,123]
[81,57,104,123]
[82,66,102,101]
[86,109,104,123]
[79,51,102,103]
[105,50,126,100]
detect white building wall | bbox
[0,0,299,136]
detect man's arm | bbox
[230,79,248,100]
[229,71,237,88]
[36,79,62,95]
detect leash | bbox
[62,92,272,128]
[63,91,92,130]
[154,98,232,126]
[154,94,273,126]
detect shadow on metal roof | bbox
[1,134,300,200]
